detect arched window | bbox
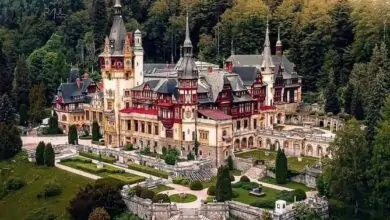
[61,115,67,122]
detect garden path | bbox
[55,163,101,180]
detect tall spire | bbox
[183,7,193,56]
[114,0,122,15]
[261,16,275,70]
[276,24,283,56]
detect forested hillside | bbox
[0,0,389,120]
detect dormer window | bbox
[261,67,265,72]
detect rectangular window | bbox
[166,129,173,138]
[154,125,159,135]
[127,120,131,130]
[99,112,103,122]
[134,120,138,131]
[141,123,145,133]
[253,119,257,129]
[148,123,152,134]
[244,120,248,128]
[182,131,185,140]
[125,102,130,108]
[86,111,90,120]
[237,121,241,130]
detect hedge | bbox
[190,181,203,190]
[172,177,190,186]
[79,152,116,163]
[127,163,169,179]
[250,200,275,209]
[79,136,92,140]
[60,157,92,163]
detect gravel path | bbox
[55,163,101,180]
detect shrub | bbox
[95,178,125,190]
[68,124,78,145]
[132,185,144,197]
[293,189,307,201]
[26,207,56,220]
[152,193,170,203]
[37,183,62,198]
[240,175,250,182]
[140,188,155,200]
[227,155,234,170]
[79,152,116,163]
[207,185,216,196]
[229,174,235,182]
[172,177,189,186]
[164,152,176,165]
[88,207,110,220]
[162,146,167,155]
[124,144,134,151]
[250,200,275,209]
[241,182,260,191]
[44,143,55,166]
[5,178,25,191]
[92,121,101,142]
[128,163,169,179]
[187,152,195,160]
[140,146,151,155]
[190,181,203,190]
[35,141,45,165]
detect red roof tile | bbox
[198,109,232,121]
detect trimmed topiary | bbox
[35,141,45,165]
[140,188,155,199]
[37,183,62,198]
[207,185,216,196]
[190,181,203,190]
[240,175,250,182]
[293,188,307,201]
[5,178,25,191]
[44,143,55,167]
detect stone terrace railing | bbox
[258,129,334,143]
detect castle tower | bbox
[133,29,144,86]
[177,10,198,148]
[98,0,137,147]
[260,18,276,106]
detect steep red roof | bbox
[119,108,158,115]
[198,109,232,121]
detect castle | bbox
[53,1,306,167]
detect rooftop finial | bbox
[114,0,122,15]
[183,6,193,56]
[278,24,281,42]
[265,16,270,47]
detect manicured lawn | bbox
[169,193,197,203]
[60,159,145,184]
[232,186,280,205]
[235,149,319,172]
[79,151,116,163]
[201,176,217,189]
[152,185,174,194]
[128,163,169,179]
[260,177,314,192]
[0,152,92,220]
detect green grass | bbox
[235,149,319,172]
[230,170,242,176]
[201,176,217,189]
[127,163,169,179]
[152,185,174,194]
[232,186,280,205]
[259,177,314,192]
[79,152,116,163]
[60,160,145,184]
[0,152,92,220]
[169,194,197,203]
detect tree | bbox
[0,40,12,96]
[324,119,370,215]
[92,121,101,141]
[19,104,28,126]
[227,155,234,170]
[164,152,176,165]
[91,0,107,52]
[35,141,45,165]
[324,68,340,114]
[0,123,22,160]
[89,207,110,220]
[344,83,353,114]
[370,97,390,217]
[215,165,233,202]
[0,94,15,124]
[48,113,60,134]
[44,143,55,167]
[293,203,321,220]
[194,141,199,156]
[187,152,194,160]
[68,125,78,145]
[29,83,46,124]
[12,55,30,110]
[68,179,126,220]
[275,148,288,184]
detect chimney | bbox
[76,78,81,88]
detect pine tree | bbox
[35,141,45,165]
[29,83,46,124]
[19,104,28,126]
[0,123,22,160]
[370,97,390,217]
[215,166,233,202]
[92,121,100,141]
[0,94,15,125]
[324,68,340,115]
[344,83,353,115]
[44,143,55,167]
[227,155,234,170]
[12,55,31,110]
[91,0,107,53]
[276,148,288,184]
[0,40,12,96]
[351,89,364,120]
[48,114,59,134]
[68,125,78,145]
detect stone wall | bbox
[199,202,229,220]
[228,201,269,220]
[235,157,253,172]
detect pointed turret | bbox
[183,9,193,57]
[261,17,275,70]
[276,24,283,56]
[107,0,127,55]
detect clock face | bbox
[185,110,192,119]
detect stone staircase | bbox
[244,165,266,180]
[168,208,210,220]
[176,163,213,182]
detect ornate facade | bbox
[53,1,313,167]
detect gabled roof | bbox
[225,74,246,92]
[232,67,259,86]
[198,109,232,121]
[57,78,94,104]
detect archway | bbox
[306,145,313,156]
[266,139,272,150]
[108,135,112,145]
[234,139,240,151]
[241,138,247,149]
[283,140,289,149]
[274,140,281,150]
[258,138,262,149]
[317,145,323,157]
[248,136,254,148]
[277,113,283,124]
